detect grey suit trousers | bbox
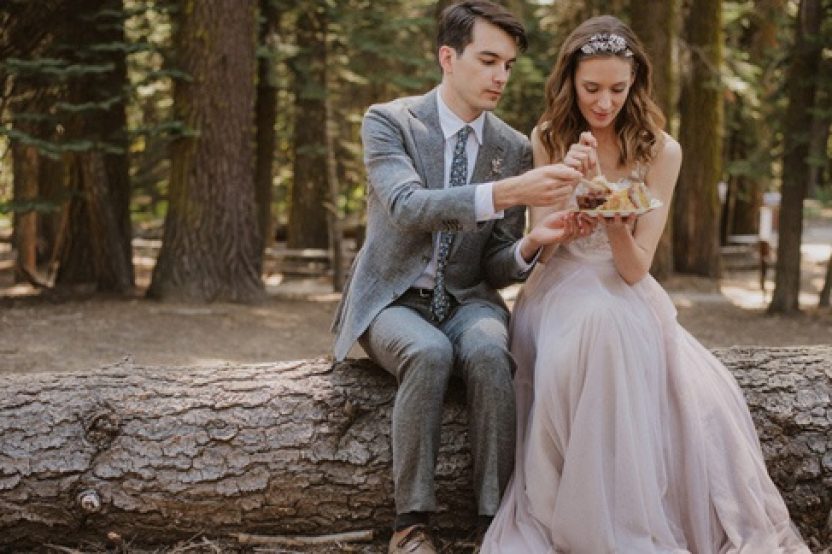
[360,289,516,516]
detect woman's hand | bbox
[563,132,599,176]
[601,212,637,234]
[521,211,597,261]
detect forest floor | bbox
[0,213,830,553]
[1,213,830,376]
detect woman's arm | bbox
[607,133,683,284]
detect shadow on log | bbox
[0,347,830,551]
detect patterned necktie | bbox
[430,125,471,322]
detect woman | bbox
[482,15,809,553]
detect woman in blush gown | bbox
[481,15,810,554]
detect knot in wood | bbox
[77,489,101,513]
[84,408,122,447]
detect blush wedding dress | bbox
[481,193,810,553]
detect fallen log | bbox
[0,346,830,550]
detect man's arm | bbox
[362,106,479,233]
[491,163,582,212]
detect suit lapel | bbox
[410,89,445,190]
[471,113,505,186]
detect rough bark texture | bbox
[287,4,330,250]
[11,144,39,283]
[674,0,723,277]
[630,0,676,281]
[53,152,134,293]
[147,0,264,302]
[770,0,823,314]
[0,347,830,550]
[53,0,134,293]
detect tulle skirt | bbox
[482,248,809,553]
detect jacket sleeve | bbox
[362,105,479,233]
[482,138,533,288]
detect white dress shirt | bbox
[411,87,532,290]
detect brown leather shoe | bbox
[388,524,437,554]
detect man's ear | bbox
[438,45,456,74]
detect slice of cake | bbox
[627,181,652,209]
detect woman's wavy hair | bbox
[537,15,665,167]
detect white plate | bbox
[577,198,663,218]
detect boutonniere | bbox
[491,157,503,176]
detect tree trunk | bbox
[50,0,133,292]
[0,347,830,550]
[769,0,823,314]
[287,3,329,249]
[52,152,134,293]
[37,151,64,267]
[254,0,281,263]
[148,0,264,302]
[630,0,676,281]
[325,40,345,292]
[807,58,831,198]
[11,143,39,283]
[819,253,832,307]
[674,0,723,277]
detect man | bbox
[331,2,583,552]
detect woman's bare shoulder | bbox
[658,132,682,163]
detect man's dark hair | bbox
[437,1,528,55]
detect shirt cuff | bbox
[474,182,505,222]
[515,237,540,272]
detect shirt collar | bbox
[436,86,485,145]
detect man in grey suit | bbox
[331,2,584,552]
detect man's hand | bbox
[520,211,596,261]
[493,163,583,211]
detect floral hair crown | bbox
[580,33,634,57]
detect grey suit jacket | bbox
[331,88,533,360]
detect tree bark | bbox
[807,57,831,199]
[147,0,264,302]
[630,0,677,281]
[674,0,723,277]
[287,3,330,249]
[820,253,832,307]
[769,0,823,314]
[11,143,39,283]
[52,0,134,293]
[254,0,281,264]
[0,347,830,550]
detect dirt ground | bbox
[1,218,830,375]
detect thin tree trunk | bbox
[674,0,723,277]
[254,0,281,265]
[631,0,676,281]
[769,0,823,314]
[37,152,64,267]
[326,92,345,292]
[819,253,832,307]
[287,4,329,249]
[11,144,39,283]
[148,0,264,302]
[807,58,832,198]
[0,348,829,549]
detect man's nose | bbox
[494,65,509,84]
